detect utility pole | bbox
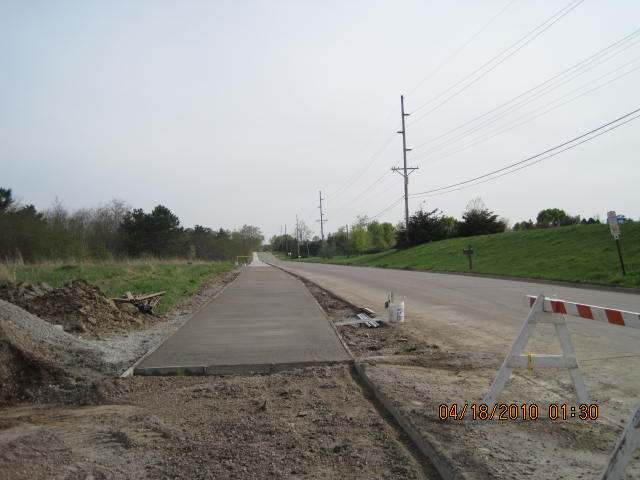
[391,95,418,229]
[284,224,288,254]
[295,215,301,258]
[317,190,327,241]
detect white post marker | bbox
[482,294,590,407]
[608,210,621,240]
[608,210,627,276]
[601,403,640,480]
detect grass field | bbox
[297,223,640,289]
[1,260,235,314]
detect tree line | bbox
[0,187,263,263]
[269,198,633,258]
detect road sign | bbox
[608,211,621,239]
[607,211,626,276]
[462,245,474,270]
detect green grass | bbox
[298,223,640,289]
[5,260,235,314]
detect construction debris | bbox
[359,307,376,317]
[112,291,165,314]
[335,313,380,328]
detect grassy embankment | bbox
[297,223,640,289]
[0,260,235,314]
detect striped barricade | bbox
[526,295,640,329]
[483,294,640,408]
[482,294,640,479]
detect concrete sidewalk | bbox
[135,264,351,375]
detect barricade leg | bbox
[601,403,640,480]
[482,294,544,406]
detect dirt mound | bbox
[0,280,152,338]
[0,299,111,406]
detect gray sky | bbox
[2,0,639,240]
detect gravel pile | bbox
[0,299,112,406]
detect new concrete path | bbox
[134,259,351,375]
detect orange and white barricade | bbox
[481,294,640,478]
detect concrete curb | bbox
[134,359,353,376]
[120,269,243,378]
[353,361,470,480]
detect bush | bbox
[458,198,506,237]
[397,208,451,247]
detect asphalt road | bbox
[261,253,640,416]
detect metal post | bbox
[616,238,626,276]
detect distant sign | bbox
[463,245,474,270]
[607,211,621,239]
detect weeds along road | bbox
[261,253,640,420]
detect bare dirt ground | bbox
[299,275,438,358]
[0,366,434,480]
[295,272,640,479]
[0,267,439,479]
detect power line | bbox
[412,58,640,166]
[410,107,640,198]
[408,0,584,126]
[413,112,640,198]
[372,197,404,220]
[312,2,581,227]
[325,132,397,202]
[407,0,518,96]
[410,27,640,154]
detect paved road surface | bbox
[135,257,350,375]
[261,253,640,415]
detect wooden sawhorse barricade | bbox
[481,294,640,479]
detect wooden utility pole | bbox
[391,95,418,229]
[295,215,301,258]
[284,224,288,254]
[318,190,327,241]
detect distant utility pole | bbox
[295,215,301,258]
[284,224,288,253]
[391,94,418,229]
[317,190,327,241]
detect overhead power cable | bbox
[413,112,640,198]
[407,0,518,96]
[411,55,640,165]
[409,107,640,198]
[411,27,640,154]
[408,0,584,126]
[324,132,397,202]
[371,197,404,220]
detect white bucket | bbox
[388,301,405,324]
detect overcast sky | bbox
[2,0,639,240]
